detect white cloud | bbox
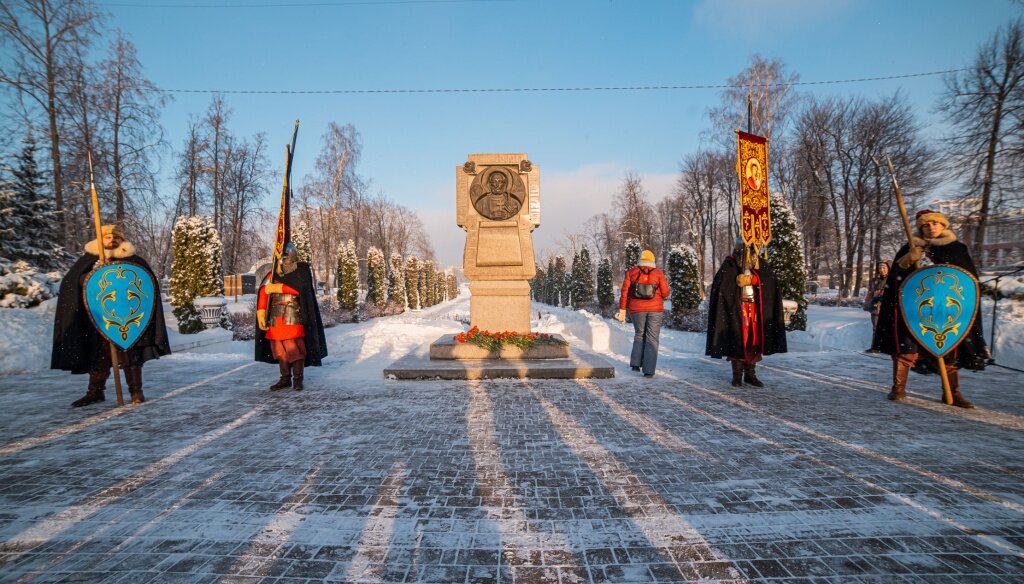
[693,0,857,38]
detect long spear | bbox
[271,121,300,282]
[87,152,125,407]
[883,155,953,405]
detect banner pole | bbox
[87,152,125,407]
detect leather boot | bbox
[730,361,743,387]
[269,360,291,391]
[744,364,765,387]
[72,371,108,407]
[125,366,145,404]
[946,369,975,409]
[888,360,909,401]
[292,360,304,391]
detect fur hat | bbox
[639,250,656,267]
[915,209,949,230]
[101,224,125,238]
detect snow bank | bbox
[3,298,56,375]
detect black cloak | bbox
[706,255,788,359]
[51,250,171,374]
[254,262,328,366]
[870,239,987,370]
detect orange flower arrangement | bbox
[453,326,566,352]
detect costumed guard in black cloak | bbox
[51,224,170,406]
[254,243,327,391]
[706,238,787,387]
[870,209,987,408]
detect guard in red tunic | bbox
[706,239,787,387]
[255,243,327,391]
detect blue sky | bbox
[102,0,1021,266]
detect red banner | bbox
[736,130,771,249]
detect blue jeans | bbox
[629,311,663,375]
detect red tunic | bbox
[258,280,306,341]
[738,272,762,364]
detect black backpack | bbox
[631,267,657,299]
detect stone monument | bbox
[381,153,614,379]
[457,153,539,334]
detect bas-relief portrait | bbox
[470,167,525,221]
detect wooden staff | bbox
[884,155,953,405]
[87,152,125,407]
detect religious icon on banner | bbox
[736,130,771,249]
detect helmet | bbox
[279,242,299,274]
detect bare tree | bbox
[95,33,167,224]
[0,0,100,244]
[937,18,1024,267]
[614,171,654,252]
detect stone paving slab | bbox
[0,348,1023,583]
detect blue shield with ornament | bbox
[83,262,157,351]
[898,264,979,358]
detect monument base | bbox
[469,280,531,333]
[383,350,615,380]
[429,334,569,360]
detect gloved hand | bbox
[735,274,753,287]
[257,309,268,331]
[897,245,924,269]
[264,283,284,294]
[615,309,627,324]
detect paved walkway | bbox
[1,346,1023,583]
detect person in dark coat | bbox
[615,250,671,377]
[706,239,787,387]
[870,209,986,408]
[51,224,171,406]
[255,243,327,391]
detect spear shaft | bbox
[87,152,125,407]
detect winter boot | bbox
[946,370,975,409]
[72,371,108,407]
[730,361,743,387]
[269,360,291,391]
[125,366,145,404]
[744,364,765,388]
[292,360,304,391]
[888,360,909,401]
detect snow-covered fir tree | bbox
[597,257,615,308]
[0,258,60,308]
[405,256,420,310]
[767,192,809,330]
[169,216,225,333]
[418,260,429,307]
[624,237,642,269]
[667,243,702,330]
[446,273,458,300]
[292,221,313,264]
[366,246,387,310]
[388,252,406,311]
[336,239,358,310]
[543,257,556,304]
[435,268,446,303]
[567,251,579,306]
[531,264,546,302]
[422,260,435,306]
[0,137,67,270]
[552,255,567,307]
[571,246,595,307]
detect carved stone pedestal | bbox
[468,281,531,333]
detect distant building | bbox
[933,198,1024,270]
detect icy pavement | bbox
[1,302,1023,583]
